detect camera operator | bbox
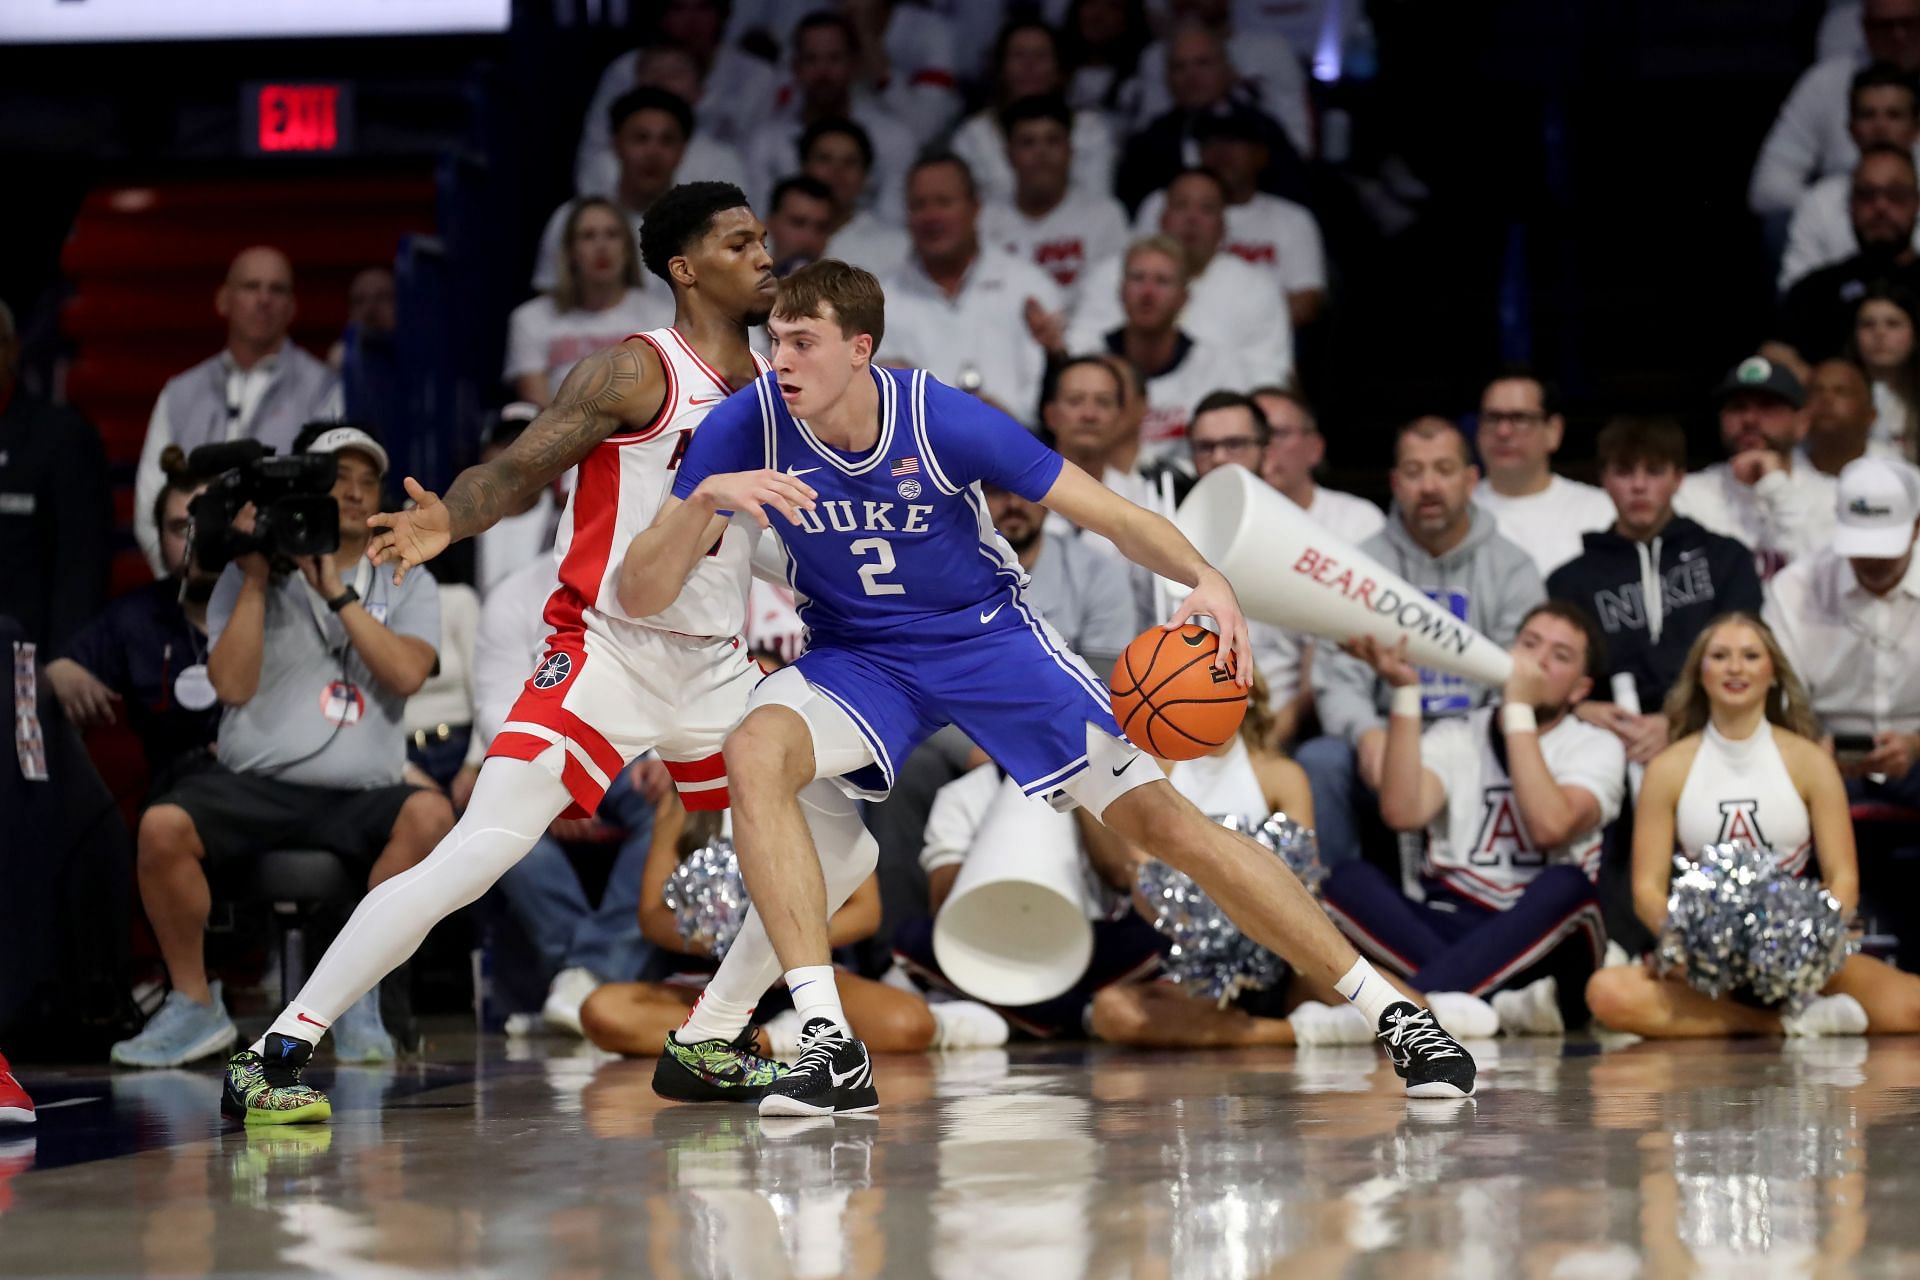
[110,425,453,1068]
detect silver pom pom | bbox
[1656,842,1856,1013]
[661,837,750,960]
[1135,813,1317,1005]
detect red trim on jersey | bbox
[663,753,728,785]
[550,443,624,626]
[487,731,556,763]
[665,326,740,393]
[558,707,627,780]
[679,783,732,812]
[603,331,679,444]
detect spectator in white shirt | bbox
[1472,368,1617,577]
[1765,455,1920,805]
[978,94,1129,303]
[1849,281,1920,455]
[1749,0,1920,218]
[883,154,1065,424]
[1675,356,1839,579]
[573,44,752,202]
[1251,385,1387,547]
[951,19,1118,209]
[1050,235,1251,463]
[798,118,912,278]
[1803,357,1895,476]
[135,247,341,575]
[743,12,919,223]
[1121,0,1312,161]
[765,175,836,276]
[1780,63,1920,291]
[589,0,780,152]
[507,197,673,407]
[1071,168,1293,385]
[533,89,692,293]
[735,0,962,146]
[1134,106,1328,328]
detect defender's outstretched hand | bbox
[1166,567,1253,688]
[368,477,452,584]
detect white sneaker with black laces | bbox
[1376,1001,1477,1098]
[758,1018,880,1117]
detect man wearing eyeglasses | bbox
[1774,143,1920,367]
[1471,368,1615,578]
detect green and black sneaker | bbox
[221,1033,333,1125]
[652,1026,789,1103]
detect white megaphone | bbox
[933,778,1093,1006]
[1176,464,1514,687]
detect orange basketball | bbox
[1109,624,1248,760]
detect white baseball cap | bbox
[1834,456,1920,558]
[307,425,389,477]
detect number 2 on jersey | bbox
[851,538,905,597]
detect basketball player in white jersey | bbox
[221,183,843,1123]
[1586,612,1920,1037]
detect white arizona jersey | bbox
[1419,706,1626,909]
[547,326,769,637]
[1675,721,1812,875]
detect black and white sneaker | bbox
[1376,1002,1477,1098]
[757,1018,879,1117]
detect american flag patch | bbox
[891,456,920,477]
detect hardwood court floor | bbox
[4,1031,1918,1277]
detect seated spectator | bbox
[1471,367,1616,577]
[743,12,919,223]
[1050,235,1250,464]
[1300,417,1545,868]
[0,298,108,651]
[472,557,658,1035]
[1114,23,1307,211]
[403,582,479,795]
[1327,603,1625,1035]
[1585,613,1920,1036]
[135,247,341,575]
[45,447,222,795]
[1549,417,1765,767]
[110,426,452,1068]
[1749,0,1920,218]
[1121,5,1311,165]
[1043,354,1149,505]
[326,267,396,371]
[472,405,561,599]
[1102,352,1152,482]
[884,154,1063,424]
[981,479,1137,679]
[1060,0,1154,124]
[574,44,752,200]
[1803,357,1889,475]
[1774,143,1920,365]
[1251,386,1387,546]
[764,175,836,275]
[1780,63,1920,291]
[533,90,698,292]
[1765,457,1920,807]
[744,0,963,147]
[512,197,671,406]
[1849,282,1920,455]
[802,118,912,277]
[1072,168,1292,387]
[1133,106,1327,328]
[952,21,1118,210]
[1674,357,1837,578]
[977,94,1129,303]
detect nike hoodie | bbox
[1545,515,1763,713]
[1313,502,1545,744]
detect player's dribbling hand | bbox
[1167,567,1253,688]
[693,470,818,528]
[368,477,452,584]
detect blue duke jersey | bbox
[671,366,1128,801]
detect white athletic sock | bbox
[785,965,848,1032]
[263,758,569,1041]
[676,779,877,1045]
[252,1001,334,1054]
[1335,957,1402,1027]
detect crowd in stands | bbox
[12,1,1920,1103]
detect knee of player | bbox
[723,715,808,787]
[1089,985,1150,1044]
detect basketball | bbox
[1109,624,1248,760]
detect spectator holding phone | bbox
[1764,456,1920,804]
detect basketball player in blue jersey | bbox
[623,261,1478,1110]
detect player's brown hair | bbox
[1595,415,1687,474]
[773,259,886,353]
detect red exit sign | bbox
[243,82,353,155]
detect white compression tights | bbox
[262,757,876,1049]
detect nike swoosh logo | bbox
[296,1013,328,1028]
[829,1059,868,1087]
[980,603,1005,623]
[1111,754,1139,777]
[689,395,725,406]
[786,465,820,477]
